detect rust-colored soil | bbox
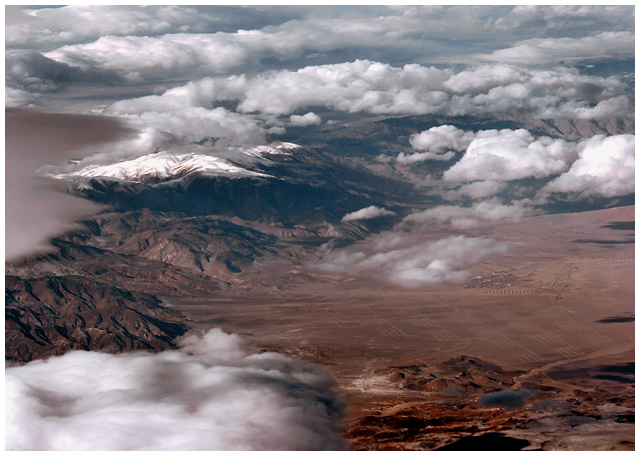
[168,206,635,450]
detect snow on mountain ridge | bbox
[61,152,269,182]
[53,142,302,183]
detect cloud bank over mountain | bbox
[6,328,347,451]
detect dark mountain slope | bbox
[6,275,188,363]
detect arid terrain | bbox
[6,6,635,451]
[165,205,635,450]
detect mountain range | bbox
[6,113,634,364]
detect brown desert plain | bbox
[165,204,635,450]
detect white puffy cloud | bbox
[403,200,538,230]
[396,125,478,163]
[475,31,635,66]
[442,128,580,183]
[342,205,396,222]
[443,64,526,96]
[543,134,635,199]
[92,60,631,124]
[409,125,476,152]
[231,60,452,116]
[99,96,269,158]
[315,235,510,288]
[101,80,268,150]
[438,129,635,201]
[290,112,322,127]
[6,328,347,451]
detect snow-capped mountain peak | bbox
[51,142,303,183]
[59,152,268,182]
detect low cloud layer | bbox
[316,235,510,288]
[8,6,633,54]
[6,328,347,451]
[8,54,632,125]
[404,201,538,230]
[105,60,630,121]
[342,206,396,222]
[475,31,634,66]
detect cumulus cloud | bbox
[105,106,268,149]
[410,125,476,152]
[5,107,137,260]
[19,36,633,122]
[290,112,322,127]
[315,235,510,288]
[442,128,580,183]
[249,62,628,119]
[396,125,478,163]
[200,61,628,120]
[543,134,635,199]
[6,328,347,451]
[342,206,396,222]
[403,201,538,230]
[75,85,272,164]
[427,129,634,205]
